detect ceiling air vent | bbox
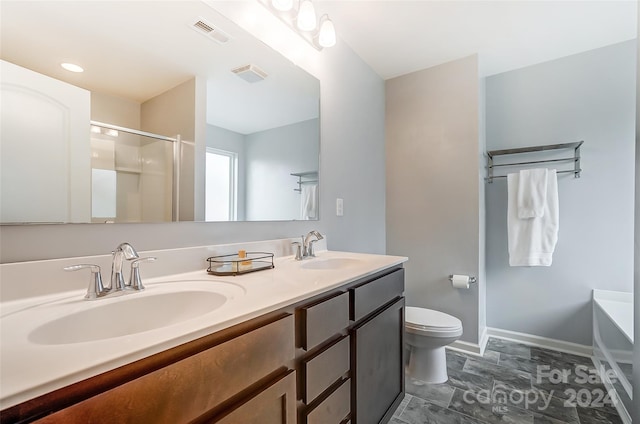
[189,17,231,44]
[231,64,268,83]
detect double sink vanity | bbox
[0,237,407,423]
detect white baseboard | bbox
[486,327,593,358]
[478,326,489,355]
[448,327,489,357]
[448,340,484,356]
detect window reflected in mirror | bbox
[206,148,237,222]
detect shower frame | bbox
[90,120,182,222]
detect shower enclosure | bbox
[90,121,184,223]
[592,289,633,424]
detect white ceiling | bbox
[314,0,637,79]
[1,0,636,134]
[0,1,319,134]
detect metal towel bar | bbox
[291,171,318,192]
[486,141,583,183]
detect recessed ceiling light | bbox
[61,63,84,73]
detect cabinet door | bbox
[213,371,296,424]
[352,297,405,424]
[34,315,294,424]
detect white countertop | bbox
[0,249,406,410]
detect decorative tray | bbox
[206,252,275,276]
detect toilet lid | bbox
[405,307,462,331]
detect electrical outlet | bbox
[336,198,343,216]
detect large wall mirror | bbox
[0,1,320,224]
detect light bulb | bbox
[318,15,336,48]
[272,0,293,11]
[61,63,84,73]
[297,0,316,31]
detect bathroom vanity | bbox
[0,243,406,424]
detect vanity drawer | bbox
[350,268,404,322]
[301,335,350,403]
[305,378,350,424]
[35,315,295,424]
[214,370,296,424]
[299,292,349,350]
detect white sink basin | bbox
[300,258,362,270]
[27,280,243,345]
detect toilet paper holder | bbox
[448,275,477,284]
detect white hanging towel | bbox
[300,183,317,220]
[507,169,559,266]
[517,168,548,218]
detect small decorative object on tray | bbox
[206,251,275,276]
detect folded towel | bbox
[517,168,548,219]
[507,169,559,266]
[300,183,317,220]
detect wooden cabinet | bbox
[305,378,351,424]
[15,315,295,424]
[3,265,405,424]
[352,297,405,424]
[351,268,405,424]
[213,371,296,424]
[299,267,405,424]
[350,269,405,322]
[299,291,349,351]
[301,336,350,403]
[298,291,351,424]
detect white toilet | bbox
[405,307,463,384]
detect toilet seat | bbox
[405,307,463,337]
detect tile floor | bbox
[391,338,624,424]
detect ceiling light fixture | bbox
[296,0,317,31]
[318,15,336,48]
[271,0,293,12]
[61,62,84,73]
[258,0,337,51]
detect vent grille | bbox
[189,17,231,44]
[193,20,214,33]
[231,64,268,83]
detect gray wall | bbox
[386,55,484,345]
[486,41,636,345]
[0,37,386,262]
[245,119,319,220]
[633,7,639,423]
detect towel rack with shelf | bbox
[486,141,583,183]
[291,171,318,192]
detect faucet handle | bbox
[128,257,156,291]
[291,242,303,261]
[64,264,106,300]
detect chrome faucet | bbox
[292,230,324,260]
[303,230,323,257]
[111,242,139,291]
[65,242,155,300]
